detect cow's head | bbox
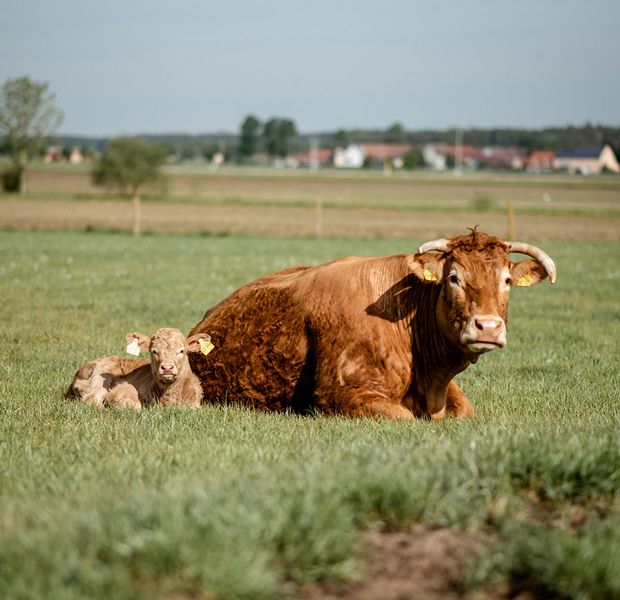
[411,230,556,357]
[126,328,211,384]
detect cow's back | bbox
[189,256,413,412]
[190,265,314,411]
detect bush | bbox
[1,166,22,193]
[470,191,494,212]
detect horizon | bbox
[56,121,620,141]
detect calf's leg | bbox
[106,383,142,411]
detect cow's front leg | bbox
[351,396,415,420]
[445,379,474,418]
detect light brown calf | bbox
[66,328,211,410]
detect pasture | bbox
[0,226,619,600]
[3,165,620,241]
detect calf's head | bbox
[126,328,211,384]
[411,231,556,356]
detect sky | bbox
[1,0,619,137]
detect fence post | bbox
[314,198,323,238]
[507,199,516,239]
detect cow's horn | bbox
[418,238,450,254]
[506,241,557,284]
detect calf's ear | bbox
[409,253,445,284]
[126,332,151,352]
[510,259,549,287]
[187,333,212,353]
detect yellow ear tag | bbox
[423,269,438,282]
[199,338,215,356]
[516,274,533,287]
[126,339,141,356]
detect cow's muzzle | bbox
[461,315,507,353]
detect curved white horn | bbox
[418,238,450,254]
[506,241,557,284]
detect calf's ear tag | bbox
[423,268,438,282]
[126,339,141,356]
[199,338,215,356]
[516,274,533,287]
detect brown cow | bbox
[189,230,556,419]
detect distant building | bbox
[555,144,620,174]
[333,144,365,168]
[423,144,447,170]
[69,147,84,164]
[44,146,63,163]
[526,151,556,173]
[211,152,225,167]
[291,148,333,167]
[360,144,412,168]
[480,146,527,170]
[423,144,482,170]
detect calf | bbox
[66,328,212,410]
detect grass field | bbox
[1,227,619,599]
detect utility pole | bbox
[309,136,319,172]
[454,127,463,177]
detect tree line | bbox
[58,121,620,162]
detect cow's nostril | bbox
[474,317,503,333]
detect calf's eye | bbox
[505,277,512,286]
[449,274,460,285]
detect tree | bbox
[0,76,64,195]
[238,114,261,160]
[384,122,406,144]
[263,117,297,158]
[332,128,350,147]
[92,138,167,236]
[403,148,424,170]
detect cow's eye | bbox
[449,274,460,286]
[505,277,512,286]
[151,349,158,356]
[178,348,185,355]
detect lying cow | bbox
[189,230,556,419]
[66,328,212,410]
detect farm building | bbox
[291,148,334,167]
[360,144,413,168]
[526,151,556,172]
[333,144,365,168]
[423,144,482,170]
[554,144,620,174]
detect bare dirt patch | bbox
[298,525,496,600]
[2,197,619,241]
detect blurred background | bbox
[1,0,619,240]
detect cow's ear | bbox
[186,333,211,353]
[409,253,445,284]
[510,259,548,287]
[126,332,151,352]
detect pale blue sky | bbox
[1,0,618,136]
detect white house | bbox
[555,144,620,174]
[333,144,364,168]
[422,145,447,170]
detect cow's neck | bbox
[409,284,471,417]
[149,375,182,403]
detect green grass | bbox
[9,189,620,221]
[0,230,619,599]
